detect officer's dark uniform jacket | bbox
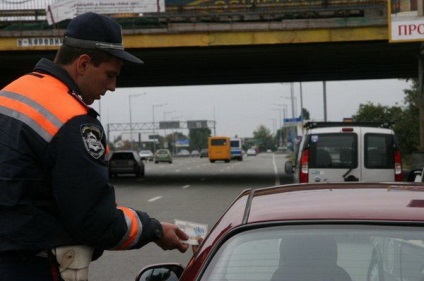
[0,58,162,254]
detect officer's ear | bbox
[76,54,91,74]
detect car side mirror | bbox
[135,263,184,281]
[284,161,294,175]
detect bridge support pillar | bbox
[418,45,424,152]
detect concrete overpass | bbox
[0,1,421,88]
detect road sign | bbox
[149,134,160,139]
[283,117,302,127]
[187,120,207,129]
[175,139,189,147]
[159,121,180,129]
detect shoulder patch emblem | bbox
[81,124,105,159]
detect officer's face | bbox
[78,56,122,105]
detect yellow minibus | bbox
[208,136,231,163]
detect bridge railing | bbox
[0,0,388,32]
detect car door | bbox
[361,128,397,182]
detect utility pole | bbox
[128,93,145,150]
[323,81,327,122]
[152,103,166,152]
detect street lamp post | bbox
[152,103,166,152]
[274,103,288,146]
[129,93,145,150]
[272,107,283,146]
[268,118,276,136]
[171,115,183,155]
[163,110,175,148]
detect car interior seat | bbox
[271,235,352,281]
[367,149,383,167]
[316,149,332,168]
[340,149,353,164]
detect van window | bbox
[364,134,394,169]
[308,133,357,169]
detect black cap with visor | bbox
[63,12,143,64]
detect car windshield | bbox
[201,224,424,281]
[110,152,134,160]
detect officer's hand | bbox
[154,222,189,253]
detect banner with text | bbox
[46,0,165,25]
[388,0,424,42]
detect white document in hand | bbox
[175,219,208,245]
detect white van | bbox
[285,122,403,183]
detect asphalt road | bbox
[89,152,293,281]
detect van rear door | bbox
[361,128,397,181]
[307,132,360,182]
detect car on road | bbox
[246,148,257,156]
[199,148,208,158]
[285,121,403,183]
[405,166,424,182]
[154,149,173,164]
[136,182,424,281]
[108,150,144,178]
[191,150,200,157]
[177,149,190,157]
[138,150,154,162]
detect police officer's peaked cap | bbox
[63,12,143,64]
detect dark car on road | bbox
[136,182,424,281]
[108,150,144,178]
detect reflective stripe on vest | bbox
[112,206,143,250]
[0,73,87,142]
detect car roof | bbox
[306,126,394,134]
[181,183,424,280]
[247,183,424,222]
[200,183,424,253]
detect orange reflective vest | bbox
[0,59,158,253]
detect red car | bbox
[136,182,424,281]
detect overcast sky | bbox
[93,79,412,141]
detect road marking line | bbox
[182,185,190,189]
[273,154,280,185]
[148,196,162,202]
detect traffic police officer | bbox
[0,12,189,281]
